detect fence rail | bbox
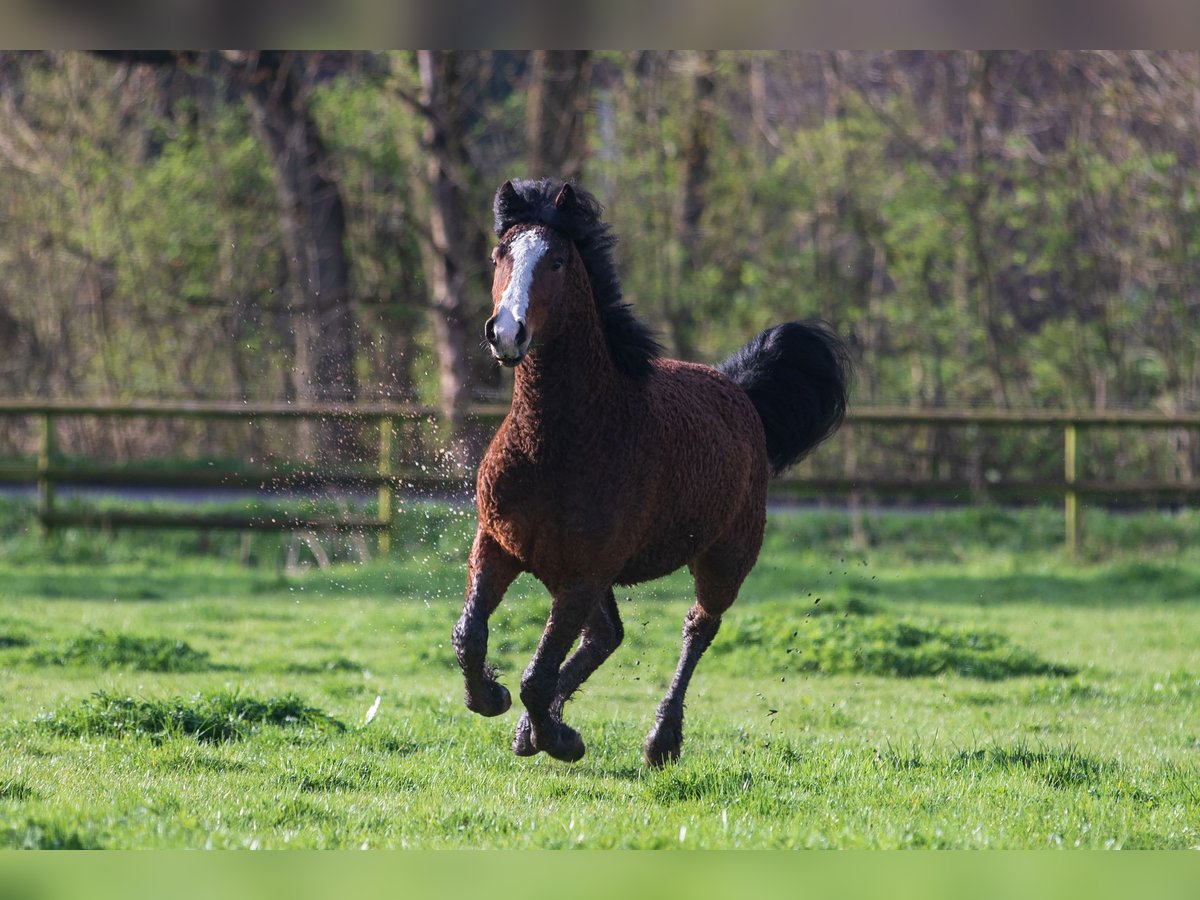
[1,400,1196,555]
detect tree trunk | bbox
[95,51,359,460]
[961,51,1011,408]
[525,51,592,182]
[415,51,494,465]
[669,50,717,361]
[236,52,357,460]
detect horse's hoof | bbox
[511,713,538,756]
[644,723,682,767]
[535,722,585,763]
[465,680,511,717]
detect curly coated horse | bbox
[452,178,851,766]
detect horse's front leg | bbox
[512,588,623,757]
[518,585,600,762]
[453,530,522,717]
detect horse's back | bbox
[614,359,768,585]
[645,358,766,484]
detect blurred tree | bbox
[525,50,592,182]
[408,50,502,462]
[668,50,717,361]
[309,54,427,404]
[230,52,358,457]
[96,50,360,459]
[1,51,1197,483]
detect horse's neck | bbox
[509,321,625,443]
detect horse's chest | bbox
[477,460,621,579]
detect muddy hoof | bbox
[644,722,682,767]
[511,713,537,756]
[535,722,585,763]
[465,680,511,717]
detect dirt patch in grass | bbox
[36,690,345,743]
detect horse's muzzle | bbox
[485,314,529,366]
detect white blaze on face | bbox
[493,229,549,355]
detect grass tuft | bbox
[32,629,213,672]
[279,656,364,675]
[718,608,1074,679]
[804,616,1076,679]
[280,759,374,793]
[1027,679,1110,704]
[649,767,758,805]
[36,689,345,743]
[0,778,36,801]
[955,742,1111,789]
[4,819,102,849]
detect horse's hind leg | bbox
[513,588,623,757]
[643,602,723,767]
[644,548,750,767]
[453,530,522,717]
[518,585,602,762]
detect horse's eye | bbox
[491,245,505,265]
[550,258,564,271]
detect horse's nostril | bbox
[515,321,527,346]
[484,316,498,345]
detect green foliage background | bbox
[2,53,1197,411]
[0,52,1196,501]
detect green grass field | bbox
[0,501,1197,848]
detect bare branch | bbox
[0,93,54,178]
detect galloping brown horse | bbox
[452,179,850,766]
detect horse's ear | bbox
[494,180,524,235]
[553,183,576,210]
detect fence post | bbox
[37,412,56,534]
[377,416,395,554]
[1064,423,1079,557]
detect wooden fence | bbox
[0,400,1197,554]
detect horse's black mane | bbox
[494,178,662,380]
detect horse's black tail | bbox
[717,321,852,476]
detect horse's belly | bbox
[614,520,712,586]
[614,554,686,586]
